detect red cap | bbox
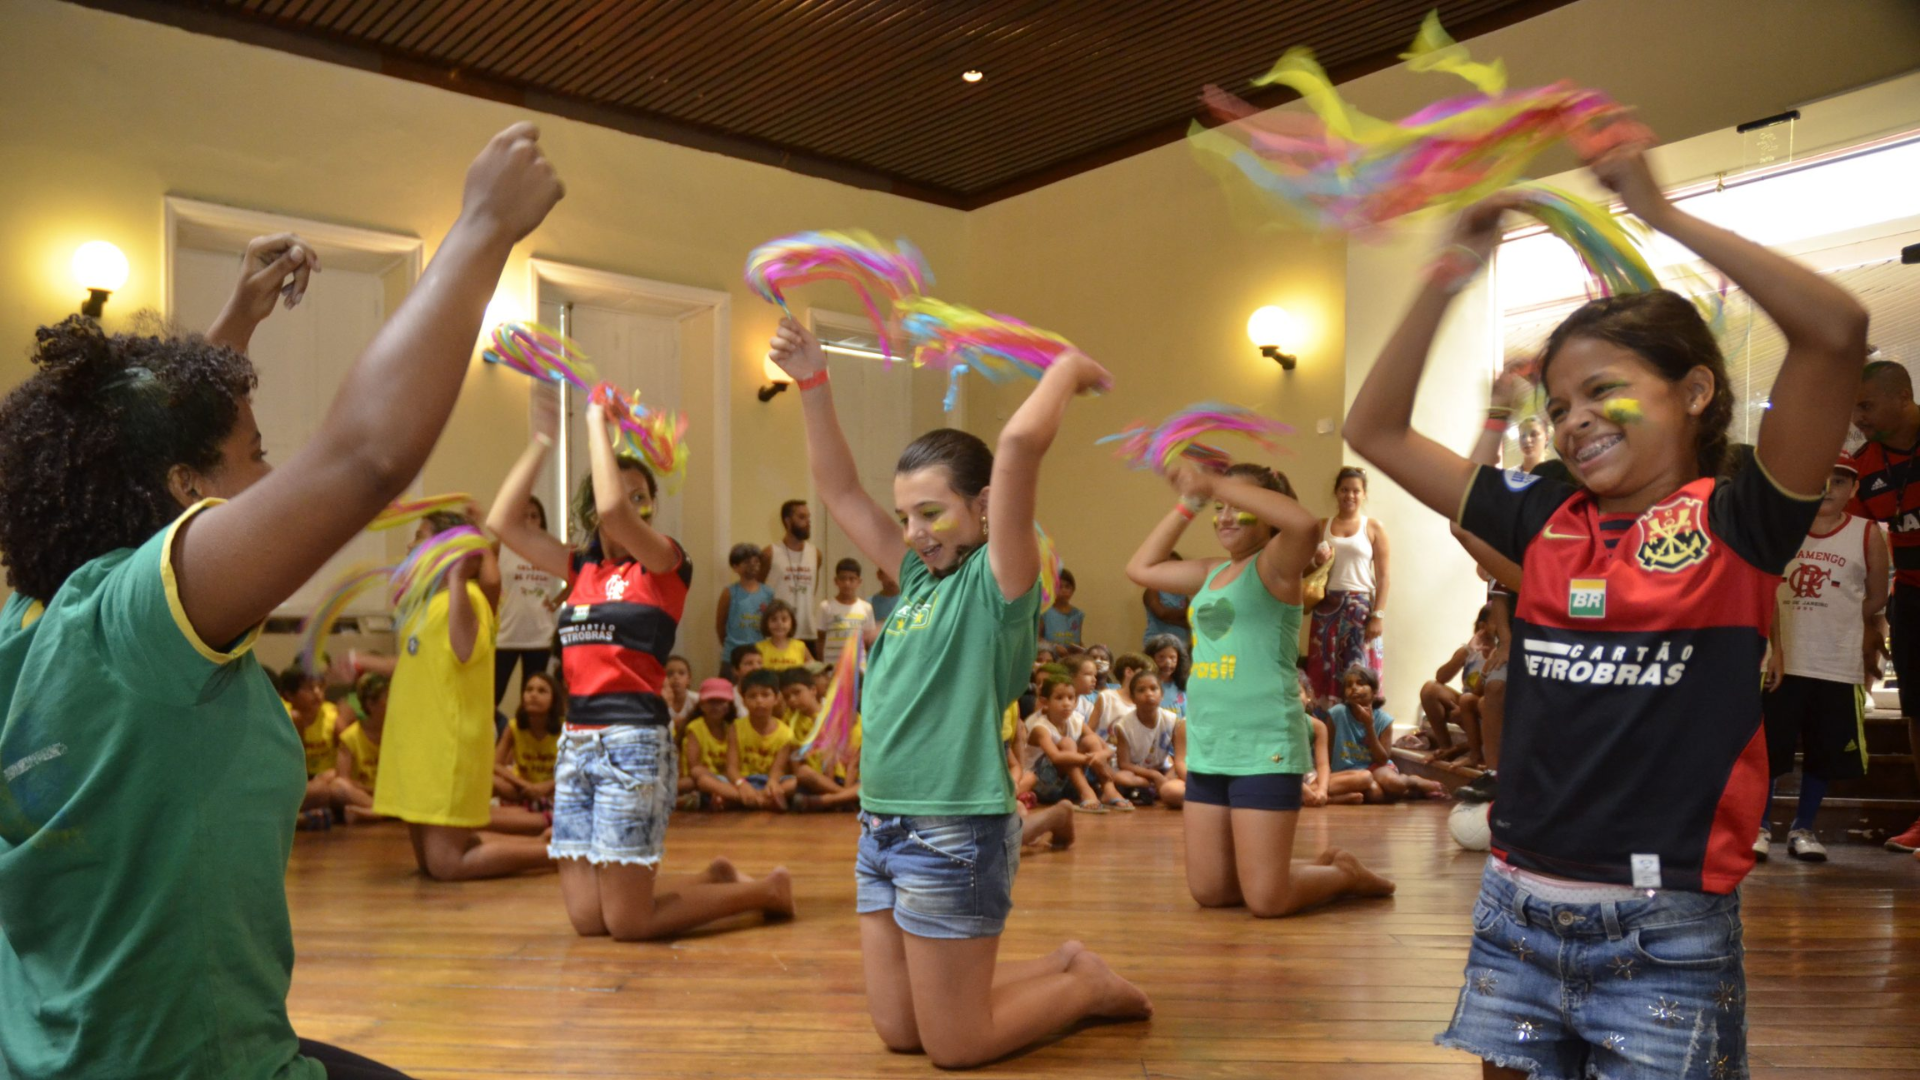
[698,678,736,703]
[1833,458,1860,478]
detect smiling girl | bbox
[768,317,1150,1069]
[1345,141,1867,1080]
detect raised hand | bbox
[1048,348,1114,396]
[1447,188,1533,265]
[205,233,321,352]
[768,317,827,383]
[1490,357,1533,411]
[460,121,565,244]
[1585,137,1669,225]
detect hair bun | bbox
[31,316,124,401]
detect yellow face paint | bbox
[1602,398,1643,425]
[931,517,958,533]
[1214,510,1259,528]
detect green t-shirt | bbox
[0,503,322,1080]
[1185,557,1310,776]
[860,546,1039,815]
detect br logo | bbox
[1635,495,1711,573]
[1786,563,1832,599]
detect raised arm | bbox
[988,352,1114,601]
[1345,193,1525,517]
[1126,499,1219,597]
[1176,466,1320,600]
[173,124,563,646]
[446,552,488,665]
[486,382,571,580]
[204,233,321,354]
[585,402,681,574]
[1589,146,1867,496]
[767,319,906,574]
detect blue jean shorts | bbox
[855,812,1020,940]
[550,726,676,866]
[1438,861,1747,1080]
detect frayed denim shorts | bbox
[1437,860,1747,1080]
[550,726,676,866]
[854,812,1020,940]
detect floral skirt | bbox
[1307,589,1381,701]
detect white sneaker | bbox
[1753,826,1771,862]
[1787,829,1828,862]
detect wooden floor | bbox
[285,805,1920,1078]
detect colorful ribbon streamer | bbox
[1035,523,1066,610]
[482,322,598,387]
[297,564,393,675]
[388,526,491,627]
[369,493,472,532]
[1510,184,1659,297]
[1100,403,1294,475]
[895,296,1107,410]
[795,628,864,771]
[744,230,932,363]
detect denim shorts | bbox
[550,726,676,866]
[855,812,1020,940]
[1438,861,1747,1080]
[1029,756,1072,804]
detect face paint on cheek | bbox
[931,518,958,534]
[1602,399,1643,425]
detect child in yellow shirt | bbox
[329,674,389,825]
[732,669,796,811]
[753,600,811,672]
[279,668,343,829]
[493,670,561,812]
[683,678,743,809]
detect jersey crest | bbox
[1784,562,1832,599]
[1635,495,1711,573]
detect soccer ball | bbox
[1449,800,1492,852]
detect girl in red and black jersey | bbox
[488,383,794,940]
[1347,143,1867,1079]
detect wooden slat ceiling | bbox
[76,0,1578,208]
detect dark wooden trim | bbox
[60,0,1577,211]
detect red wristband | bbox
[795,370,829,392]
[1175,502,1197,521]
[1484,416,1510,433]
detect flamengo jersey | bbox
[1776,514,1874,685]
[561,544,692,726]
[1845,438,1920,586]
[1461,462,1817,893]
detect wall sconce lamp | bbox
[759,355,793,402]
[73,241,129,319]
[1246,305,1299,371]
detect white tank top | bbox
[1022,715,1067,772]
[1776,514,1873,684]
[766,540,821,636]
[1323,516,1376,595]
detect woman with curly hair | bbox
[0,125,561,1080]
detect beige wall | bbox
[2,0,1916,686]
[0,0,970,674]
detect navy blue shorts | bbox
[1185,770,1303,811]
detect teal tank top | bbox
[1185,557,1309,775]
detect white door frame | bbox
[163,196,423,319]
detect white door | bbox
[537,301,684,546]
[817,345,913,583]
[172,246,392,615]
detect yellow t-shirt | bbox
[373,583,497,828]
[733,716,794,776]
[755,638,811,672]
[791,709,861,779]
[338,721,381,790]
[292,700,338,779]
[684,716,731,775]
[1001,703,1019,745]
[510,720,558,785]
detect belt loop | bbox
[1601,900,1623,941]
[1508,881,1532,928]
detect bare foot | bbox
[763,867,797,920]
[1314,847,1340,866]
[1333,850,1397,898]
[707,856,740,883]
[1069,949,1153,1021]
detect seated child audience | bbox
[753,600,810,672]
[684,678,744,809]
[329,674,389,825]
[1415,605,1493,765]
[732,669,797,811]
[1099,652,1152,733]
[1064,653,1128,810]
[1040,570,1085,646]
[1298,679,1359,807]
[1326,666,1445,803]
[662,654,697,733]
[1087,643,1115,686]
[1161,714,1187,808]
[779,668,861,811]
[1110,669,1177,805]
[815,557,878,666]
[280,668,344,829]
[1005,702,1077,850]
[1144,633,1191,716]
[1020,676,1106,812]
[717,543,771,678]
[493,670,561,812]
